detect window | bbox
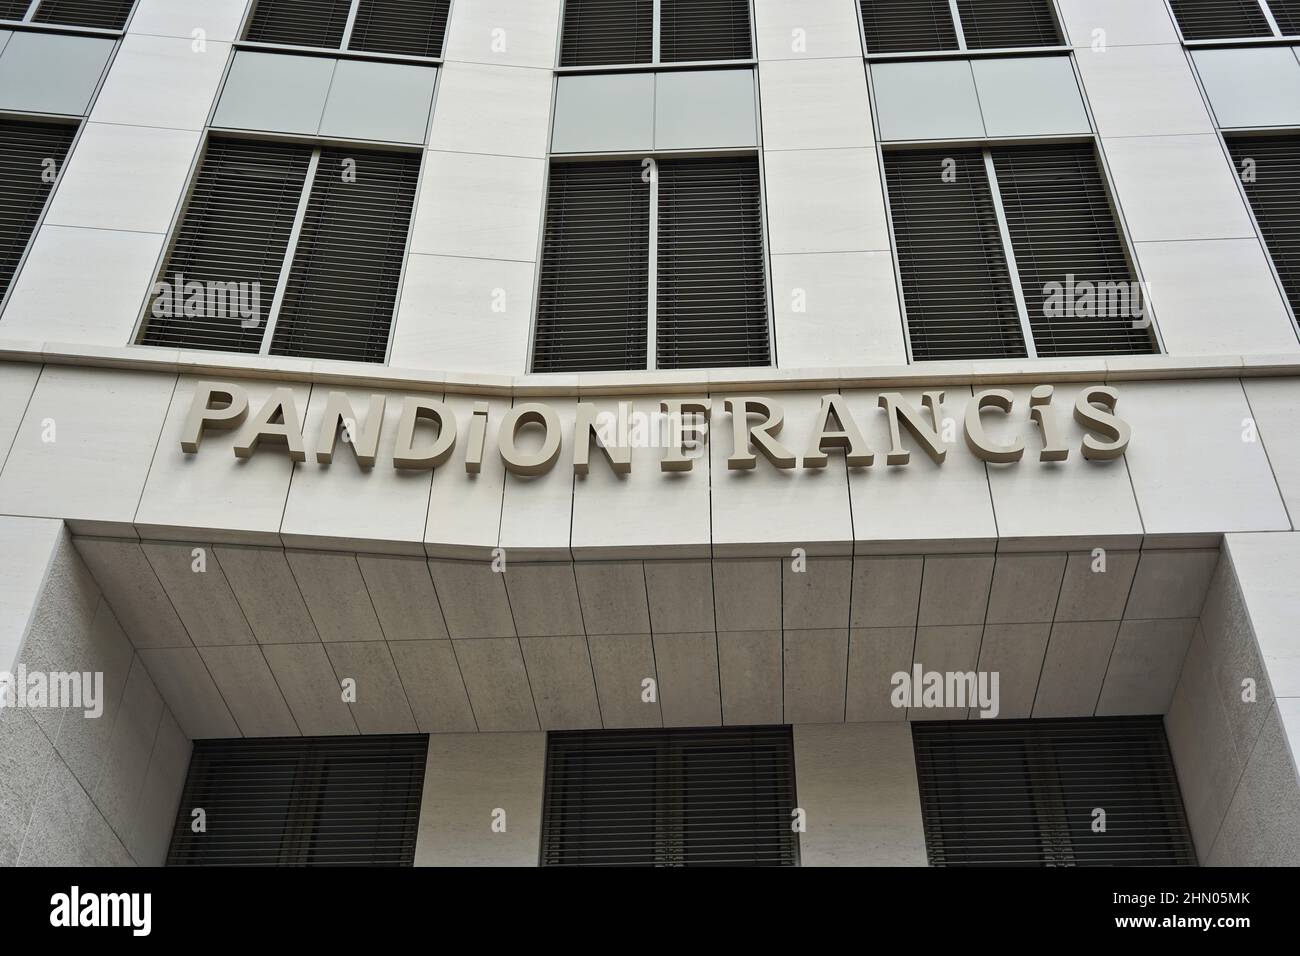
[167,735,427,866]
[541,726,799,867]
[0,0,135,30]
[139,137,421,363]
[0,117,76,303]
[244,0,452,58]
[1169,0,1300,40]
[860,0,1061,54]
[560,0,753,67]
[1226,135,1300,318]
[884,142,1156,360]
[532,155,769,372]
[913,718,1197,866]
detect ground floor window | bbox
[912,716,1196,866]
[541,725,799,866]
[166,734,427,866]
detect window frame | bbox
[234,0,456,67]
[553,0,759,73]
[875,129,1161,361]
[131,127,427,364]
[527,145,775,373]
[1167,0,1300,45]
[0,110,85,317]
[0,0,136,36]
[858,0,1071,61]
[1219,128,1300,336]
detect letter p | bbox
[180,382,249,453]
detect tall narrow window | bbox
[560,0,752,66]
[541,726,799,867]
[913,718,1197,866]
[884,148,1026,360]
[269,147,420,363]
[1168,0,1282,40]
[1227,135,1300,318]
[860,0,1059,54]
[884,143,1156,360]
[533,156,768,372]
[991,143,1153,357]
[167,735,428,867]
[0,118,77,303]
[244,0,452,58]
[140,138,419,362]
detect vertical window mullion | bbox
[652,0,662,63]
[982,148,1037,358]
[1259,0,1286,36]
[21,0,37,21]
[339,0,362,49]
[947,0,968,49]
[260,146,321,355]
[646,157,659,370]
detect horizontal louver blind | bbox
[32,0,136,29]
[141,139,311,353]
[991,143,1154,357]
[885,148,1026,360]
[1168,0,1275,39]
[0,1,31,20]
[860,0,959,54]
[533,161,650,372]
[244,0,353,48]
[659,0,753,62]
[167,735,428,866]
[954,0,1061,48]
[348,0,452,57]
[1227,135,1300,318]
[542,726,799,867]
[913,718,1197,867]
[0,118,75,303]
[1268,0,1300,35]
[560,0,654,66]
[269,148,419,363]
[656,156,768,368]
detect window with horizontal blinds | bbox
[541,726,799,867]
[533,161,650,372]
[884,149,1026,361]
[348,0,452,57]
[140,138,311,354]
[1168,0,1275,39]
[954,0,1061,49]
[656,156,768,368]
[1268,0,1300,34]
[244,0,354,49]
[167,735,427,867]
[31,0,136,30]
[659,0,753,62]
[991,143,1154,357]
[0,1,32,20]
[913,717,1197,867]
[560,0,654,66]
[1226,136,1300,318]
[269,148,420,363]
[0,118,76,304]
[859,0,959,54]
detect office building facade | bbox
[0,0,1298,866]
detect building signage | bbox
[181,381,1131,475]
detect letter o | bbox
[497,403,562,476]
